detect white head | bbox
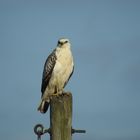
[57,38,71,48]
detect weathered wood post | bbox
[50,92,72,140]
[34,92,85,140]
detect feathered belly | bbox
[52,59,73,88]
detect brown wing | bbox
[41,49,57,96]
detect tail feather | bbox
[38,100,50,113]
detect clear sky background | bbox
[0,0,140,140]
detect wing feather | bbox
[41,49,57,95]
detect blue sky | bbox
[0,0,140,140]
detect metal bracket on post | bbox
[71,128,86,134]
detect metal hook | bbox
[34,124,44,136]
[34,124,51,135]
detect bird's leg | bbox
[50,86,62,97]
[52,92,62,96]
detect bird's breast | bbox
[53,48,73,77]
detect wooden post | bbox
[50,92,72,140]
[34,92,85,139]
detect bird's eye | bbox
[58,41,61,44]
[65,40,68,43]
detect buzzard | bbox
[38,38,74,113]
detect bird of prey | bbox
[38,38,74,113]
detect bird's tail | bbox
[38,100,50,113]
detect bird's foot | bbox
[62,92,71,96]
[50,91,62,99]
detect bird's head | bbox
[57,38,71,48]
